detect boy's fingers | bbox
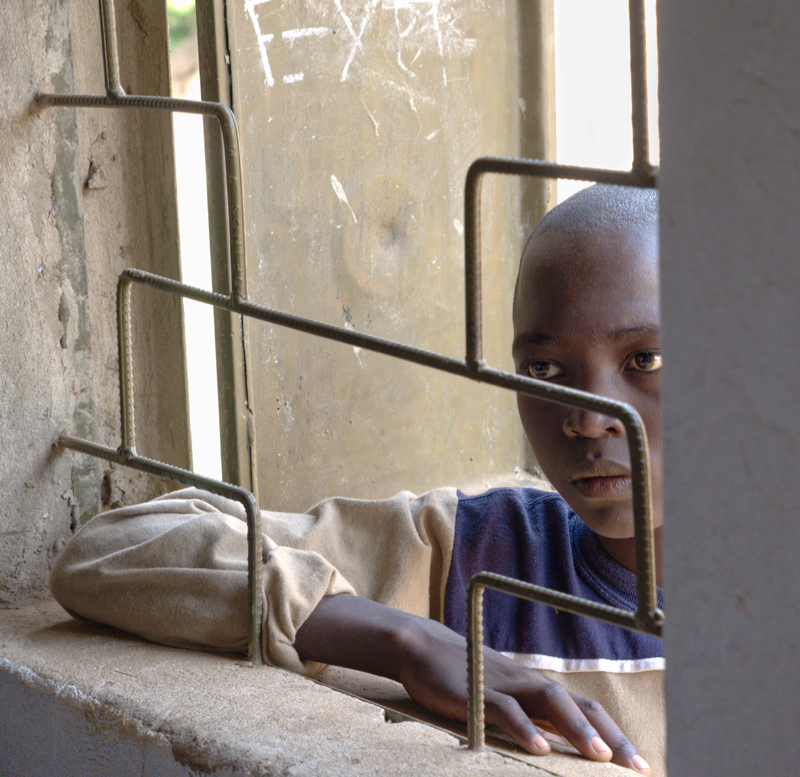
[472,653,648,770]
[571,695,649,774]
[526,682,617,763]
[482,691,552,755]
[481,687,650,774]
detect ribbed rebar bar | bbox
[466,572,664,750]
[473,368,660,628]
[45,1,664,709]
[34,92,248,305]
[464,6,660,743]
[113,273,263,663]
[98,0,125,98]
[117,275,136,452]
[466,583,486,751]
[628,0,651,179]
[464,157,657,370]
[119,267,662,630]
[39,0,255,664]
[120,268,471,376]
[463,155,660,627]
[56,435,264,664]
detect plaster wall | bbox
[659,2,800,774]
[0,0,190,605]
[224,1,555,510]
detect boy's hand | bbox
[294,594,650,774]
[396,614,649,774]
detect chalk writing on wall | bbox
[243,0,477,88]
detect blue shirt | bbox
[444,488,664,668]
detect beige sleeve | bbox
[49,487,458,674]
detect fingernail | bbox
[632,754,651,773]
[533,734,550,751]
[591,735,611,755]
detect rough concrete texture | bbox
[659,2,800,775]
[0,603,630,777]
[0,0,190,605]
[225,1,555,510]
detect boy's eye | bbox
[526,361,564,380]
[626,351,662,372]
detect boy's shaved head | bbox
[527,184,658,240]
[515,184,659,317]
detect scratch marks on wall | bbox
[360,96,380,136]
[342,306,366,367]
[243,1,476,89]
[129,0,150,37]
[244,0,337,87]
[335,0,382,82]
[282,27,329,43]
[331,175,358,224]
[282,27,329,83]
[244,0,276,87]
[397,0,449,86]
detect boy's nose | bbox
[562,407,626,438]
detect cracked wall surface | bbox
[0,0,190,605]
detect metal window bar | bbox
[39,0,664,748]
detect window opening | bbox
[39,0,662,752]
[555,0,659,202]
[168,1,223,480]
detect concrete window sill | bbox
[0,602,628,776]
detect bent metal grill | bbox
[38,0,663,753]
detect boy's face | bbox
[512,222,662,539]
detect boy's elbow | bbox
[49,539,106,624]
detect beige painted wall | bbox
[225,1,554,510]
[660,1,800,773]
[0,0,553,597]
[0,0,190,605]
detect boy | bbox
[50,184,662,775]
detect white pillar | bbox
[659,2,800,774]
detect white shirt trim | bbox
[502,652,665,674]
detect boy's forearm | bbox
[293,594,650,774]
[293,593,421,682]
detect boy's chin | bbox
[563,494,639,540]
[580,515,637,540]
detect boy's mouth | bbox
[569,463,632,499]
[570,475,632,499]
